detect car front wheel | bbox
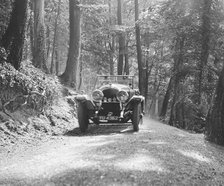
[132,103,141,132]
[77,102,89,133]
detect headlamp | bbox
[92,89,104,102]
[117,90,129,103]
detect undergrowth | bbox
[0,60,62,111]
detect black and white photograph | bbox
[0,0,224,185]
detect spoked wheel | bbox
[132,103,142,132]
[77,102,89,133]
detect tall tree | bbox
[33,0,48,72]
[124,39,129,75]
[205,0,224,145]
[117,0,125,75]
[0,0,28,69]
[205,64,224,145]
[0,1,12,39]
[169,36,186,128]
[60,0,81,88]
[198,0,212,104]
[160,77,173,119]
[135,0,146,96]
[50,0,61,74]
[109,0,115,75]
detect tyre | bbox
[77,102,89,132]
[132,103,141,132]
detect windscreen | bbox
[96,75,134,88]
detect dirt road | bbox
[1,118,224,186]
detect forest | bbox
[0,0,224,146]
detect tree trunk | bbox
[160,77,173,119]
[29,1,34,60]
[50,0,61,74]
[55,49,59,75]
[109,54,114,75]
[198,0,212,104]
[149,68,160,117]
[155,92,159,117]
[143,32,153,114]
[135,0,146,96]
[60,0,81,88]
[117,0,124,75]
[124,40,129,75]
[169,36,185,127]
[205,65,224,145]
[109,0,114,75]
[0,0,28,69]
[46,25,51,60]
[33,0,48,72]
[78,53,83,90]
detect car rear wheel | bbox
[77,102,89,133]
[132,103,141,132]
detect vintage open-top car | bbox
[75,75,145,132]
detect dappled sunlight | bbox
[91,154,116,161]
[177,150,211,163]
[148,141,167,145]
[94,135,115,138]
[70,136,105,142]
[67,135,116,144]
[0,138,116,180]
[114,154,167,173]
[110,133,125,138]
[176,133,186,137]
[139,139,167,145]
[140,129,156,133]
[84,140,115,147]
[120,128,134,133]
[0,151,98,180]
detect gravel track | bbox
[0,118,224,186]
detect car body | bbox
[75,75,145,132]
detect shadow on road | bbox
[64,123,135,136]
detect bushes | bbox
[0,60,62,111]
[0,60,78,145]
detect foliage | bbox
[81,1,114,72]
[77,0,224,134]
[20,61,62,100]
[1,0,224,141]
[0,0,13,39]
[0,61,62,110]
[44,0,69,73]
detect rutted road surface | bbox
[1,118,224,186]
